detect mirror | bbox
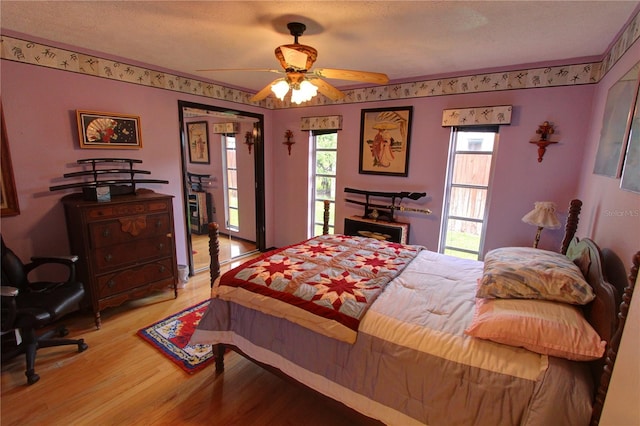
[178,100,265,275]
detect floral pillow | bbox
[465,297,605,361]
[477,247,595,305]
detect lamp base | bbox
[533,226,544,248]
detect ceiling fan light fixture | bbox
[291,80,318,104]
[271,79,290,100]
[201,21,388,104]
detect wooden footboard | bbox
[208,222,220,285]
[208,200,331,372]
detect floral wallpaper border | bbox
[442,105,512,127]
[1,10,638,110]
[300,115,343,130]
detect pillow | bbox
[566,243,592,278]
[477,247,595,305]
[465,297,605,361]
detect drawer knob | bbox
[107,280,115,288]
[157,243,164,250]
[104,254,113,262]
[155,220,162,228]
[159,265,166,273]
[102,228,111,238]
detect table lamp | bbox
[522,201,561,248]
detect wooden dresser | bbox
[62,190,178,328]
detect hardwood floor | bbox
[191,232,257,273]
[0,262,382,426]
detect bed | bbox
[190,200,637,426]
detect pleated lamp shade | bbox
[522,201,561,229]
[522,201,561,248]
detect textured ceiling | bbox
[1,1,638,94]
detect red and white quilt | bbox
[213,234,423,343]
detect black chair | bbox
[1,236,88,384]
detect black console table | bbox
[344,216,409,244]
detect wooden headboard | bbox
[589,248,639,425]
[567,238,620,345]
[560,199,583,255]
[566,237,638,425]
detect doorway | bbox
[178,100,265,274]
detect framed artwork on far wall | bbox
[359,106,413,177]
[593,62,640,177]
[76,110,142,149]
[187,121,210,164]
[621,82,640,193]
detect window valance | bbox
[212,122,239,134]
[442,106,512,127]
[300,116,343,131]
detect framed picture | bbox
[359,106,413,176]
[593,62,639,177]
[621,82,640,193]
[187,121,210,164]
[1,106,20,216]
[76,110,142,149]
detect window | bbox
[309,131,337,237]
[440,127,498,260]
[221,134,239,231]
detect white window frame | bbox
[309,130,338,237]
[221,134,239,232]
[439,126,499,260]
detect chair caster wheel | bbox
[78,339,88,352]
[57,326,69,337]
[26,372,40,385]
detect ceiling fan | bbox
[198,22,389,104]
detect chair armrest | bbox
[1,286,19,333]
[24,255,79,283]
[0,286,19,297]
[30,255,79,265]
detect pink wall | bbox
[271,86,595,255]
[0,61,271,266]
[587,37,640,425]
[1,37,637,269]
[577,40,640,264]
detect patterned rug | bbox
[137,300,214,373]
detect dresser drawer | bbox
[86,199,170,220]
[93,236,173,272]
[96,258,175,299]
[89,213,172,248]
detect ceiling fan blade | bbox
[196,68,283,74]
[313,68,389,85]
[250,79,281,102]
[310,78,345,101]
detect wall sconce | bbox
[244,124,261,154]
[283,129,295,155]
[530,121,558,162]
[522,201,561,248]
[244,131,254,154]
